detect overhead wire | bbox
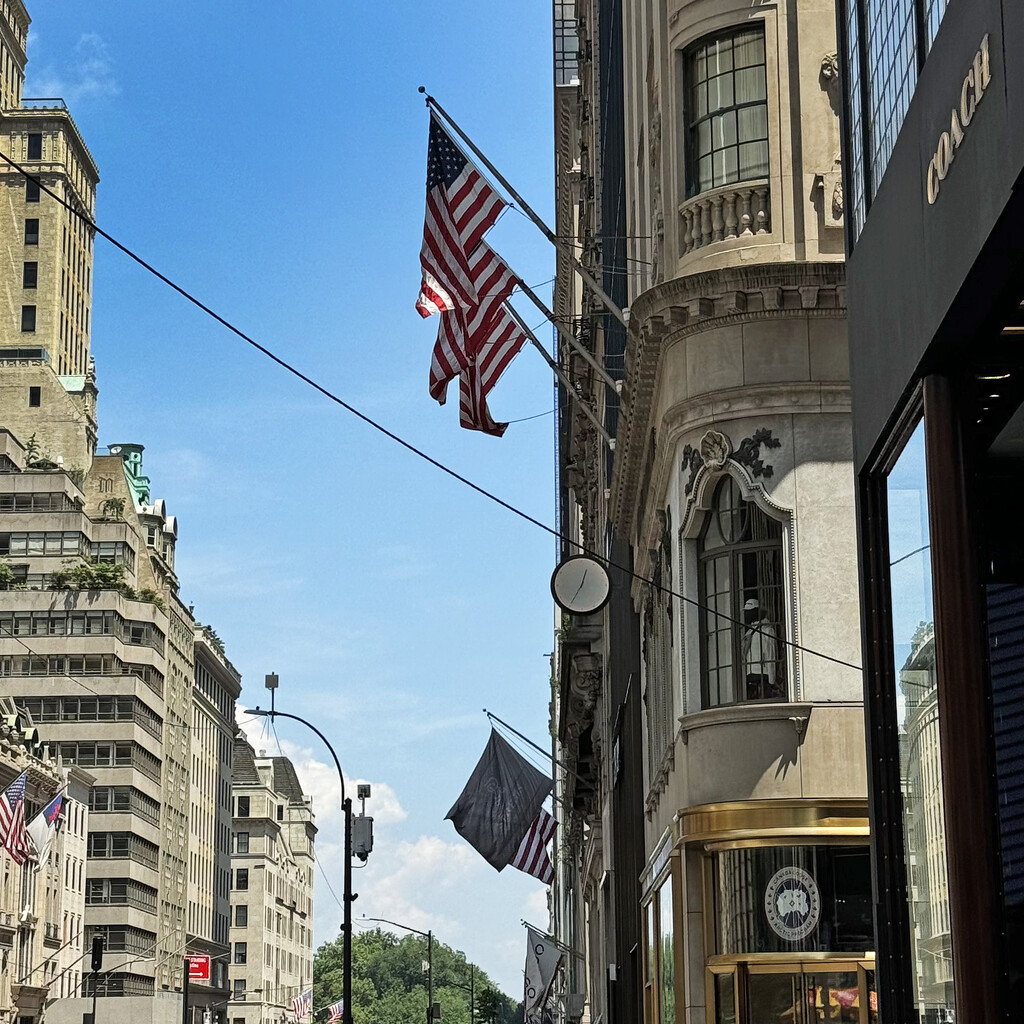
[0,151,862,674]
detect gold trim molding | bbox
[676,798,869,845]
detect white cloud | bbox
[235,714,408,832]
[25,32,119,104]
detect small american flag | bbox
[510,808,556,884]
[0,772,33,865]
[429,243,519,403]
[417,112,505,318]
[291,988,312,1021]
[458,306,528,436]
[326,1000,344,1024]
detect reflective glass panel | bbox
[886,421,956,1016]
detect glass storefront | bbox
[885,421,956,1017]
[715,846,872,955]
[708,843,875,1022]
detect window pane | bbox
[658,882,674,1024]
[739,142,769,179]
[714,973,736,1024]
[738,105,768,143]
[708,74,734,113]
[886,421,955,1014]
[733,31,765,69]
[712,111,737,149]
[707,41,733,75]
[734,67,766,104]
[714,148,738,187]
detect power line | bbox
[0,150,862,674]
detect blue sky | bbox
[27,2,560,994]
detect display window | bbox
[642,856,680,1024]
[705,844,875,1024]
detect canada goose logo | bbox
[764,866,820,941]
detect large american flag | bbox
[291,988,312,1021]
[509,808,556,885]
[429,243,519,403]
[0,772,33,865]
[458,306,528,437]
[325,1000,345,1024]
[417,112,505,318]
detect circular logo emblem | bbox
[764,866,821,941]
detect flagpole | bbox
[421,89,629,331]
[514,276,619,392]
[483,710,587,786]
[503,304,612,445]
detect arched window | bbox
[698,476,786,706]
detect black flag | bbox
[445,729,552,870]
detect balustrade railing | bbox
[679,180,771,255]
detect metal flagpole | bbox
[421,89,629,330]
[514,276,619,392]
[503,304,612,445]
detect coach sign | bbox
[926,35,992,204]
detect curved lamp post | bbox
[360,916,435,1024]
[247,675,354,1024]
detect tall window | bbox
[698,477,786,706]
[21,305,35,332]
[24,218,38,245]
[27,133,41,160]
[685,27,768,197]
[23,261,37,288]
[25,178,39,202]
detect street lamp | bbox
[360,917,437,1024]
[247,674,358,1024]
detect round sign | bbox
[550,555,611,615]
[764,866,821,941]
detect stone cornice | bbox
[611,262,847,539]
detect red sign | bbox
[187,955,211,981]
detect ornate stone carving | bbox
[699,429,731,470]
[681,444,703,496]
[732,428,782,480]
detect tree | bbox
[314,929,519,1024]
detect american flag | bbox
[0,772,33,865]
[510,808,556,884]
[458,306,528,436]
[292,988,312,1021]
[417,112,505,318]
[325,1000,344,1024]
[429,243,519,403]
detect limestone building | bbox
[0,711,89,1024]
[549,0,872,1022]
[0,4,237,1021]
[186,628,241,1020]
[229,736,316,1024]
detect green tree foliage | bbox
[314,929,521,1024]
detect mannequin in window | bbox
[743,597,780,699]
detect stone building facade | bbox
[229,737,316,1024]
[0,4,238,1021]
[551,1,871,1022]
[0,705,93,1024]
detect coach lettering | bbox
[926,35,991,205]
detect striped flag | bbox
[27,790,63,863]
[458,306,528,437]
[429,243,519,402]
[0,772,33,865]
[510,808,556,885]
[417,113,506,317]
[292,989,312,1021]
[325,1001,344,1023]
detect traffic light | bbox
[90,935,104,972]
